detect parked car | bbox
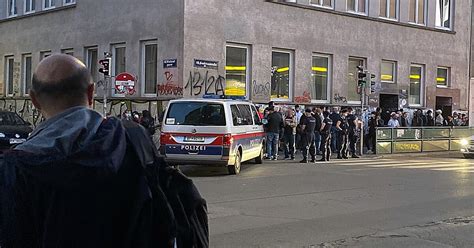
[160,98,265,174]
[460,136,474,158]
[0,111,33,150]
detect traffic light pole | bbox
[360,73,366,157]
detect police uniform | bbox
[347,113,359,158]
[320,117,333,161]
[337,115,350,159]
[300,114,317,163]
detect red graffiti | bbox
[158,71,183,96]
[294,91,311,103]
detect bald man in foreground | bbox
[0,54,167,247]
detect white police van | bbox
[160,98,265,174]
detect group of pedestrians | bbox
[262,103,361,163]
[381,108,469,128]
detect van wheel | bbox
[255,148,264,164]
[228,151,241,175]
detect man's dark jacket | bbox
[0,107,155,248]
[265,112,283,134]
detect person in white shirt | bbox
[387,113,400,128]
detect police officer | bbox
[336,109,349,159]
[299,109,317,163]
[319,111,333,162]
[346,107,360,158]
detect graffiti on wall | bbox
[185,70,225,96]
[158,71,183,97]
[294,91,311,103]
[1,99,42,126]
[334,93,348,103]
[252,80,271,98]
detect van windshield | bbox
[165,102,226,126]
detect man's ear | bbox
[30,90,41,110]
[87,84,94,107]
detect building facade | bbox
[0,0,471,123]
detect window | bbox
[7,0,17,17]
[311,54,331,102]
[22,54,32,95]
[435,0,451,29]
[310,0,333,8]
[5,57,15,96]
[112,44,126,96]
[141,42,157,95]
[348,57,365,102]
[381,60,396,83]
[409,0,425,24]
[225,44,250,97]
[409,64,424,105]
[436,67,450,87]
[271,50,293,100]
[347,0,366,14]
[251,105,261,124]
[43,0,55,9]
[166,102,226,126]
[237,105,254,125]
[380,0,398,19]
[61,49,74,56]
[63,0,75,5]
[40,51,51,60]
[24,0,35,13]
[86,47,98,83]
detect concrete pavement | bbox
[183,154,474,247]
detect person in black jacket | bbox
[319,111,333,162]
[140,110,156,135]
[264,106,284,160]
[0,54,177,248]
[300,109,317,163]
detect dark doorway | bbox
[379,94,399,125]
[436,97,452,119]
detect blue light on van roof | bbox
[202,94,225,99]
[226,96,246,100]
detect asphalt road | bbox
[182,153,474,247]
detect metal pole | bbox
[360,73,367,156]
[103,76,107,117]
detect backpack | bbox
[122,120,209,248]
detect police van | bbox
[160,98,265,174]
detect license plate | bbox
[184,136,205,142]
[9,138,26,144]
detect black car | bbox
[0,111,33,150]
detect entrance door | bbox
[436,97,452,118]
[379,94,399,124]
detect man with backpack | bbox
[0,54,208,248]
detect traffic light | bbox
[99,58,111,76]
[357,66,367,91]
[370,74,376,94]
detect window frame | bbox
[24,0,35,14]
[85,46,99,96]
[309,0,334,9]
[409,64,424,107]
[140,40,158,97]
[311,53,332,103]
[408,0,426,25]
[380,60,397,84]
[40,51,51,60]
[5,56,15,96]
[61,48,74,56]
[43,0,55,10]
[111,43,127,97]
[63,0,75,6]
[379,0,399,20]
[347,57,366,104]
[436,66,450,88]
[346,0,368,15]
[7,0,18,17]
[22,54,32,96]
[435,0,453,30]
[271,48,294,102]
[225,43,251,99]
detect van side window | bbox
[251,105,261,124]
[231,105,243,126]
[237,104,253,125]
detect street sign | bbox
[115,72,136,95]
[194,59,218,70]
[163,59,177,68]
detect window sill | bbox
[43,6,56,10]
[6,14,18,18]
[436,85,449,88]
[408,22,426,27]
[379,17,399,22]
[347,11,367,16]
[309,4,334,10]
[63,2,76,6]
[381,81,396,84]
[24,10,36,15]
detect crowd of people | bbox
[261,102,470,159]
[261,102,362,163]
[117,109,157,136]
